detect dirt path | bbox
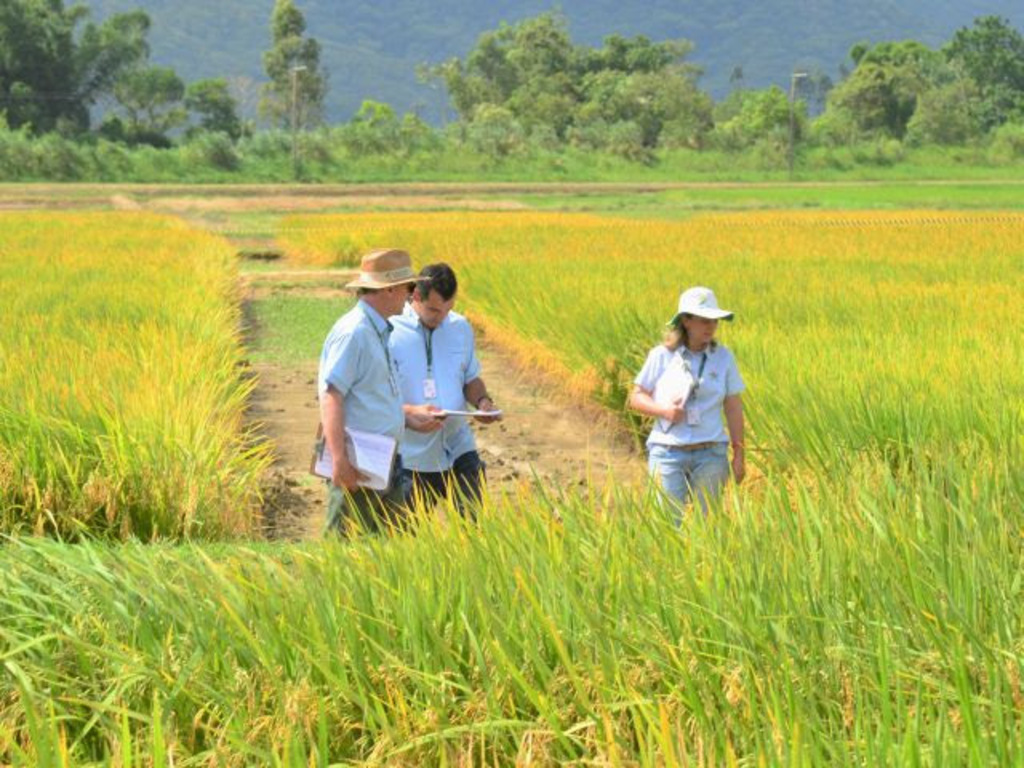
[246,272,645,539]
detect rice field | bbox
[278,211,1024,472]
[0,212,268,539]
[1,206,1023,765]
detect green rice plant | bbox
[0,451,1021,764]
[0,213,270,539]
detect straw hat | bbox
[345,249,418,290]
[668,286,735,324]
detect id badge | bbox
[423,378,437,399]
[686,405,701,426]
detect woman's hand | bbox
[662,397,686,425]
[731,448,746,484]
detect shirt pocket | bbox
[697,366,727,401]
[444,346,469,374]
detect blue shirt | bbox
[318,300,404,442]
[635,343,745,447]
[390,305,482,471]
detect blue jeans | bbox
[647,443,729,524]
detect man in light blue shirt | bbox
[318,249,441,535]
[390,263,500,515]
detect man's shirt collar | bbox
[359,299,393,333]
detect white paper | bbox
[312,427,396,491]
[652,355,693,432]
[438,409,503,418]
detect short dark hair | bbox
[416,263,458,301]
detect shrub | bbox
[182,132,241,172]
[851,138,906,166]
[32,134,89,180]
[987,121,1024,163]
[466,104,525,157]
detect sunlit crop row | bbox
[0,213,268,538]
[279,210,1024,473]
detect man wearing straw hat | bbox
[318,249,443,534]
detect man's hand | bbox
[473,396,502,424]
[731,449,746,484]
[662,397,686,425]
[406,403,445,432]
[333,457,363,491]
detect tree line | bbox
[0,0,325,144]
[2,1,1023,179]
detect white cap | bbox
[670,286,734,324]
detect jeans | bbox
[325,456,412,536]
[647,442,729,525]
[403,450,486,519]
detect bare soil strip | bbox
[5,178,1021,212]
[245,272,644,539]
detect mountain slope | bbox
[88,0,1024,122]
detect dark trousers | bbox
[325,457,412,536]
[404,450,486,518]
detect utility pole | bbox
[788,71,807,177]
[290,65,307,181]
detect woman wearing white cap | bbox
[629,286,746,521]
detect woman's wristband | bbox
[475,395,492,409]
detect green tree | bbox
[580,33,687,75]
[261,0,327,128]
[185,78,242,140]
[905,79,981,145]
[0,1,148,134]
[342,99,401,155]
[945,16,1024,130]
[465,103,524,157]
[431,13,577,130]
[112,66,186,144]
[825,41,940,138]
[428,12,707,150]
[580,67,711,148]
[712,86,798,150]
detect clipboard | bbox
[310,423,397,491]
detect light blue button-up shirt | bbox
[635,343,745,448]
[318,300,404,442]
[390,305,482,471]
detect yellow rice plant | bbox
[279,210,1024,473]
[0,212,269,539]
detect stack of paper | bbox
[311,426,397,490]
[652,355,694,432]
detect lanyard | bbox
[367,314,398,395]
[685,351,708,401]
[422,326,434,373]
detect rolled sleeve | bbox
[725,350,745,396]
[321,331,364,396]
[463,327,482,384]
[634,347,668,392]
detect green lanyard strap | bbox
[686,352,708,401]
[367,315,397,395]
[422,326,434,373]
